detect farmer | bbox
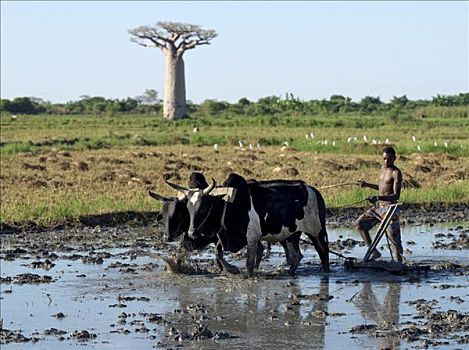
[355,146,403,262]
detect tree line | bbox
[1,92,468,117]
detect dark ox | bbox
[172,173,329,276]
[150,173,302,272]
[149,172,208,242]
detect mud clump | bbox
[402,299,469,344]
[432,232,469,250]
[164,252,210,275]
[166,324,232,343]
[13,273,53,285]
[397,324,428,342]
[0,329,31,344]
[28,259,55,270]
[329,238,363,251]
[69,330,97,341]
[349,324,378,334]
[44,328,67,336]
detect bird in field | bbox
[238,140,244,149]
[363,135,368,143]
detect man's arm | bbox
[357,180,379,191]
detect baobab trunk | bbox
[176,58,188,117]
[163,51,187,120]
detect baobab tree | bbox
[128,21,217,120]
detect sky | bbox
[1,1,468,103]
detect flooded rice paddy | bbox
[1,222,468,349]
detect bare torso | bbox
[378,165,402,202]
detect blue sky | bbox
[1,1,468,103]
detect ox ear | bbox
[149,191,173,202]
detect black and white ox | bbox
[169,173,329,276]
[149,172,303,273]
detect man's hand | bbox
[357,180,367,188]
[368,195,378,204]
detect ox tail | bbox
[312,186,330,270]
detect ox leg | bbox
[246,239,258,277]
[280,240,293,266]
[215,241,239,274]
[265,242,272,258]
[285,233,303,276]
[307,230,330,272]
[255,242,265,269]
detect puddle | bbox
[1,223,468,349]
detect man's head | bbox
[382,146,396,167]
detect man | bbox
[355,146,403,262]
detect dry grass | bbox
[1,144,467,226]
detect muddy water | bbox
[1,223,468,349]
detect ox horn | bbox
[165,180,189,194]
[202,178,216,196]
[148,191,173,202]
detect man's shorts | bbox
[356,202,401,238]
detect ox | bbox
[169,173,329,276]
[149,172,301,273]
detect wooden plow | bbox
[343,203,430,274]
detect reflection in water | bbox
[353,282,401,350]
[170,276,330,349]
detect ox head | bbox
[166,178,224,240]
[149,191,189,242]
[149,172,212,242]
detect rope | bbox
[317,182,357,190]
[328,249,355,261]
[299,238,356,261]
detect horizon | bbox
[1,1,468,104]
[2,91,468,105]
